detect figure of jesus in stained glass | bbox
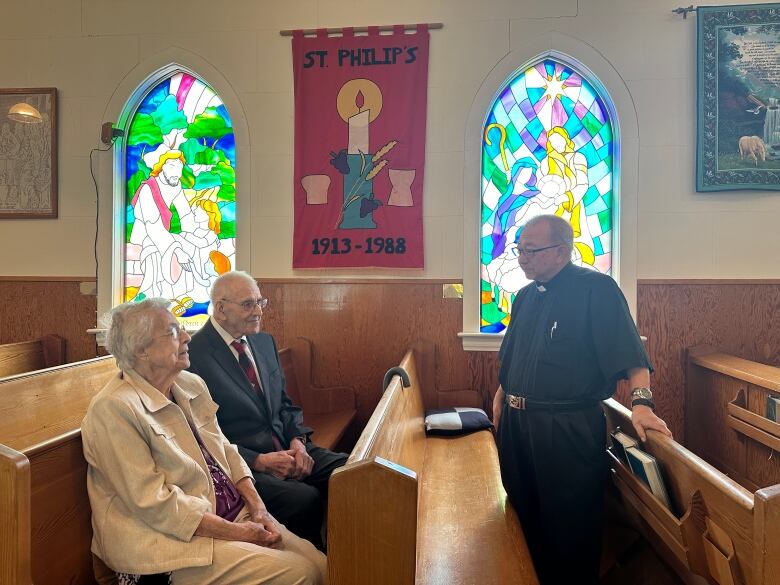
[481,59,614,333]
[124,72,237,327]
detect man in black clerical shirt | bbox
[493,214,671,585]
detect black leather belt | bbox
[505,394,598,411]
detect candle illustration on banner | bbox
[331,78,393,229]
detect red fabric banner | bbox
[292,25,429,268]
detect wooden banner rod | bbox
[280,22,443,36]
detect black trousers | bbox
[252,444,348,551]
[497,403,607,585]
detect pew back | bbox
[604,397,780,585]
[278,337,357,450]
[0,334,66,379]
[329,342,538,585]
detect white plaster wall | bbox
[1,0,779,279]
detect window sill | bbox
[458,332,503,352]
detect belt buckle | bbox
[507,394,526,410]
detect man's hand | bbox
[253,451,296,479]
[631,405,673,442]
[289,438,314,480]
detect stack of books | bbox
[610,430,672,510]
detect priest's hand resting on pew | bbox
[627,367,673,442]
[631,405,672,442]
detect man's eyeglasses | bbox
[221,297,268,312]
[516,243,562,258]
[157,323,188,341]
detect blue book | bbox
[625,446,672,510]
[767,395,780,423]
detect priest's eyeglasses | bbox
[221,297,268,312]
[516,243,562,257]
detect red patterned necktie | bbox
[230,339,263,396]
[230,339,282,451]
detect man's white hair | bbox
[210,270,258,304]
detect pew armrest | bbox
[0,444,32,585]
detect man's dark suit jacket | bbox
[187,320,312,468]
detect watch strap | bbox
[631,398,655,410]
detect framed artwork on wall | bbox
[697,4,780,191]
[0,87,57,218]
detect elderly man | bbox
[188,271,348,550]
[82,299,325,584]
[492,214,672,585]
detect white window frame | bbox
[459,33,639,352]
[95,49,251,342]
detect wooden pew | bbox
[0,334,66,378]
[278,336,357,450]
[0,337,354,585]
[603,397,780,585]
[328,341,538,585]
[0,356,117,585]
[686,346,780,491]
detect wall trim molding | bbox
[638,279,780,285]
[0,276,96,282]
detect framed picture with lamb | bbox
[697,3,780,191]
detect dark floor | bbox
[599,495,684,585]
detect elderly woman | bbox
[82,299,326,585]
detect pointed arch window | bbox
[122,71,236,327]
[480,58,615,333]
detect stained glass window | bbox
[480,58,614,333]
[124,72,236,327]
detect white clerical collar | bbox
[535,283,547,292]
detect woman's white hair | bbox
[103,298,171,371]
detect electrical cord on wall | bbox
[89,135,121,296]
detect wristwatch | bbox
[631,387,655,410]
[294,434,309,445]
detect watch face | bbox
[632,387,652,400]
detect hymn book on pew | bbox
[624,446,672,509]
[610,429,637,464]
[766,394,780,423]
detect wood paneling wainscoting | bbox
[637,279,780,442]
[259,279,499,428]
[4,276,776,443]
[0,278,97,364]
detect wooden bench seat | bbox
[603,396,780,585]
[328,341,538,585]
[0,333,65,379]
[0,337,355,585]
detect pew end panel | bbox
[753,485,780,585]
[328,457,418,585]
[604,398,757,585]
[0,444,32,585]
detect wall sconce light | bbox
[8,102,43,124]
